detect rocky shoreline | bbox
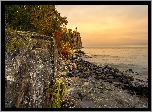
[5,48,148,108]
[61,50,148,108]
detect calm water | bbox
[81,47,148,77]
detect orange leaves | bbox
[29,5,69,36]
[60,49,68,58]
[25,5,74,59]
[65,42,70,48]
[53,30,61,40]
[62,27,67,33]
[30,5,63,36]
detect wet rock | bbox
[113,78,121,82]
[107,79,113,83]
[110,69,115,74]
[94,75,101,80]
[134,72,139,75]
[96,70,102,75]
[68,53,148,108]
[122,79,129,84]
[67,72,74,77]
[130,78,148,96]
[113,82,121,87]
[116,72,123,77]
[107,74,114,79]
[99,74,106,80]
[83,70,91,76]
[113,68,119,73]
[122,71,134,81]
[126,69,139,75]
[128,69,133,72]
[103,68,110,74]
[117,77,123,82]
[104,65,112,70]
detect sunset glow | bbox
[56,5,148,47]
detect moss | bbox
[46,77,68,108]
[5,28,31,52]
[5,37,27,52]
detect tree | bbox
[5,5,36,31]
[30,5,68,36]
[5,5,77,59]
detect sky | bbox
[56,5,148,47]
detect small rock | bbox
[107,79,113,83]
[128,69,133,72]
[116,72,122,77]
[84,82,89,86]
[104,65,111,69]
[67,72,74,77]
[122,79,128,84]
[117,77,123,82]
[73,63,77,69]
[108,75,114,79]
[96,71,102,76]
[103,68,110,74]
[113,68,119,73]
[110,69,114,74]
[113,78,121,82]
[94,76,101,80]
[134,72,139,75]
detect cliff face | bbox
[5,29,83,108]
[5,31,58,108]
[72,32,82,49]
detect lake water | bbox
[81,47,148,77]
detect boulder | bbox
[122,71,134,81]
[130,78,148,96]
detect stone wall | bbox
[5,31,58,108]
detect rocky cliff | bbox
[5,28,83,108]
[72,31,82,49]
[5,31,58,108]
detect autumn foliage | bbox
[5,5,77,59]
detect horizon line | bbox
[82,46,148,48]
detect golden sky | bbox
[56,5,148,47]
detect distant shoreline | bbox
[82,46,148,48]
[81,46,148,49]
